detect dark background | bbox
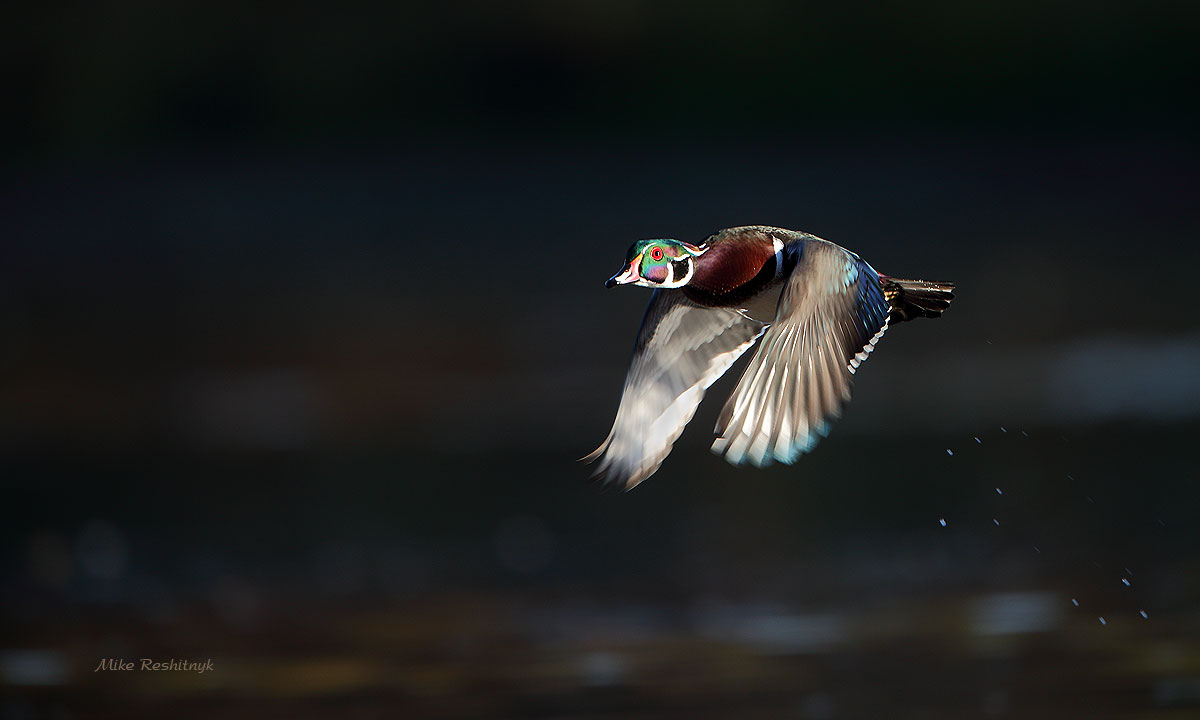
[2,3,1198,718]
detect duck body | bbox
[587,226,954,490]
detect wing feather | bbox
[585,290,767,489]
[713,238,890,467]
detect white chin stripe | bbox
[658,258,693,288]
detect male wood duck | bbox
[585,225,955,490]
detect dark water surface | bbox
[3,414,1197,717]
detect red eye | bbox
[650,247,664,261]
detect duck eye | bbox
[650,247,664,261]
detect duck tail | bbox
[879,276,956,322]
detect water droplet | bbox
[1000,427,1007,433]
[995,487,1003,495]
[1033,546,1041,554]
[1124,567,1133,576]
[946,449,954,456]
[1121,578,1130,587]
[1071,598,1079,607]
[974,437,981,444]
[993,518,1000,526]
[1020,430,1029,437]
[1098,616,1106,625]
[985,340,993,345]
[939,518,947,527]
[1139,610,1148,619]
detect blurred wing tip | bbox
[711,423,829,468]
[579,446,604,464]
[587,464,651,492]
[583,443,658,491]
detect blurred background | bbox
[2,2,1199,718]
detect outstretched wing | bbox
[586,290,768,490]
[712,238,890,467]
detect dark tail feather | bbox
[881,277,956,322]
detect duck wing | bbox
[712,238,890,467]
[586,290,767,489]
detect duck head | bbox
[605,239,708,289]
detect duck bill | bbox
[604,254,643,288]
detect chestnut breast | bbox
[683,230,782,308]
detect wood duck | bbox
[586,225,955,490]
